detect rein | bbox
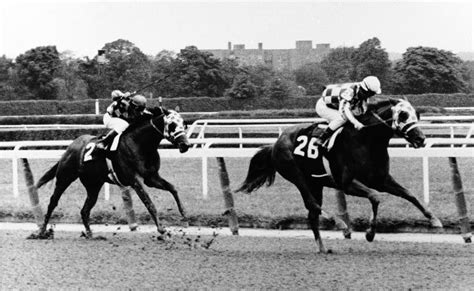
[149,113,166,137]
[362,104,394,129]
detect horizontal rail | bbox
[1,138,473,160]
[1,138,473,204]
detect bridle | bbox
[149,113,166,137]
[149,112,185,143]
[367,103,420,138]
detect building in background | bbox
[203,40,331,71]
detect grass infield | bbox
[0,156,472,233]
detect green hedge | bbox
[1,94,473,116]
[0,106,461,142]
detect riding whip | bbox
[129,73,171,96]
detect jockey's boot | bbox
[314,127,335,146]
[95,130,119,152]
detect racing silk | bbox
[106,98,151,123]
[322,82,367,116]
[106,98,131,121]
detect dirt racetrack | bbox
[1,229,473,289]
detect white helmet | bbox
[111,90,124,100]
[360,76,382,94]
[130,94,147,109]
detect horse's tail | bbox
[236,145,276,194]
[36,162,58,189]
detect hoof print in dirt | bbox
[27,228,54,240]
[80,231,107,240]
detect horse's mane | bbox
[124,106,165,133]
[367,98,400,113]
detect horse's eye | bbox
[168,123,177,132]
[398,111,409,123]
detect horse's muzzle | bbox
[405,126,425,149]
[174,134,190,153]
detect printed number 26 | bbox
[293,136,319,159]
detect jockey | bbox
[314,76,382,145]
[96,90,150,151]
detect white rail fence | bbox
[1,137,473,204]
[1,117,473,203]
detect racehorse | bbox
[237,98,443,253]
[28,107,191,239]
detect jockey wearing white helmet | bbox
[314,76,382,146]
[96,90,150,151]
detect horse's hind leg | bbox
[79,179,103,238]
[377,174,443,228]
[34,175,77,239]
[275,159,327,253]
[132,177,166,235]
[145,174,187,218]
[335,189,352,239]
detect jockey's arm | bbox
[342,101,364,130]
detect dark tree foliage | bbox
[352,37,392,86]
[15,46,61,99]
[294,62,329,95]
[320,47,356,83]
[392,46,468,94]
[224,74,258,99]
[461,61,473,93]
[100,39,152,93]
[265,77,290,99]
[173,46,229,97]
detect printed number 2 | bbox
[293,136,320,159]
[83,143,96,162]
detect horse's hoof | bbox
[463,237,472,244]
[317,249,333,254]
[129,223,138,232]
[430,217,443,228]
[80,231,93,239]
[365,231,375,242]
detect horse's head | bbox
[390,100,425,148]
[162,109,190,153]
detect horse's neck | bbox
[126,121,164,150]
[364,125,393,147]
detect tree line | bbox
[0,37,472,101]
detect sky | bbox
[0,1,472,59]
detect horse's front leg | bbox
[131,176,166,235]
[345,180,381,242]
[144,174,187,218]
[334,189,352,239]
[120,186,138,231]
[376,175,443,228]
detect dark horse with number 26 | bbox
[29,107,190,240]
[238,98,442,253]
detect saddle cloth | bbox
[293,124,341,179]
[83,134,125,186]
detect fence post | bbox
[448,157,472,243]
[121,187,138,231]
[95,99,100,115]
[216,157,239,235]
[20,158,43,227]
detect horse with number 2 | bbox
[238,98,443,253]
[28,107,190,240]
